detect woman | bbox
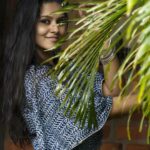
[2,0,139,150]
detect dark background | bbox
[0,0,17,149]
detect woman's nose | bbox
[50,22,59,33]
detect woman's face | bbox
[35,2,67,50]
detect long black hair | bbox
[1,0,65,146]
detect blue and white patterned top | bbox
[22,65,112,150]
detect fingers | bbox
[78,4,95,17]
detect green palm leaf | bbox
[50,0,127,128]
[46,0,150,143]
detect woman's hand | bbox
[78,4,95,17]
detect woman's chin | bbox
[44,45,56,50]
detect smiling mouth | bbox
[47,37,58,42]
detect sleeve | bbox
[93,72,112,130]
[22,66,45,150]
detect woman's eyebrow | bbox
[40,15,52,18]
[40,14,66,19]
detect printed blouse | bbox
[22,65,112,150]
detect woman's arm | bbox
[102,56,120,96]
[78,5,120,96]
[110,94,140,117]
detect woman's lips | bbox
[46,36,58,42]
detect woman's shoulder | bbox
[25,64,50,76]
[24,65,51,91]
[25,64,51,81]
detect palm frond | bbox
[46,0,150,143]
[50,0,127,128]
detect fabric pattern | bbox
[22,65,112,150]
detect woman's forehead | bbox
[40,2,62,16]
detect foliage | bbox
[46,0,150,143]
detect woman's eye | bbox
[40,19,50,25]
[57,19,68,26]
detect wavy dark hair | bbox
[1,0,65,146]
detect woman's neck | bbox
[35,48,59,66]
